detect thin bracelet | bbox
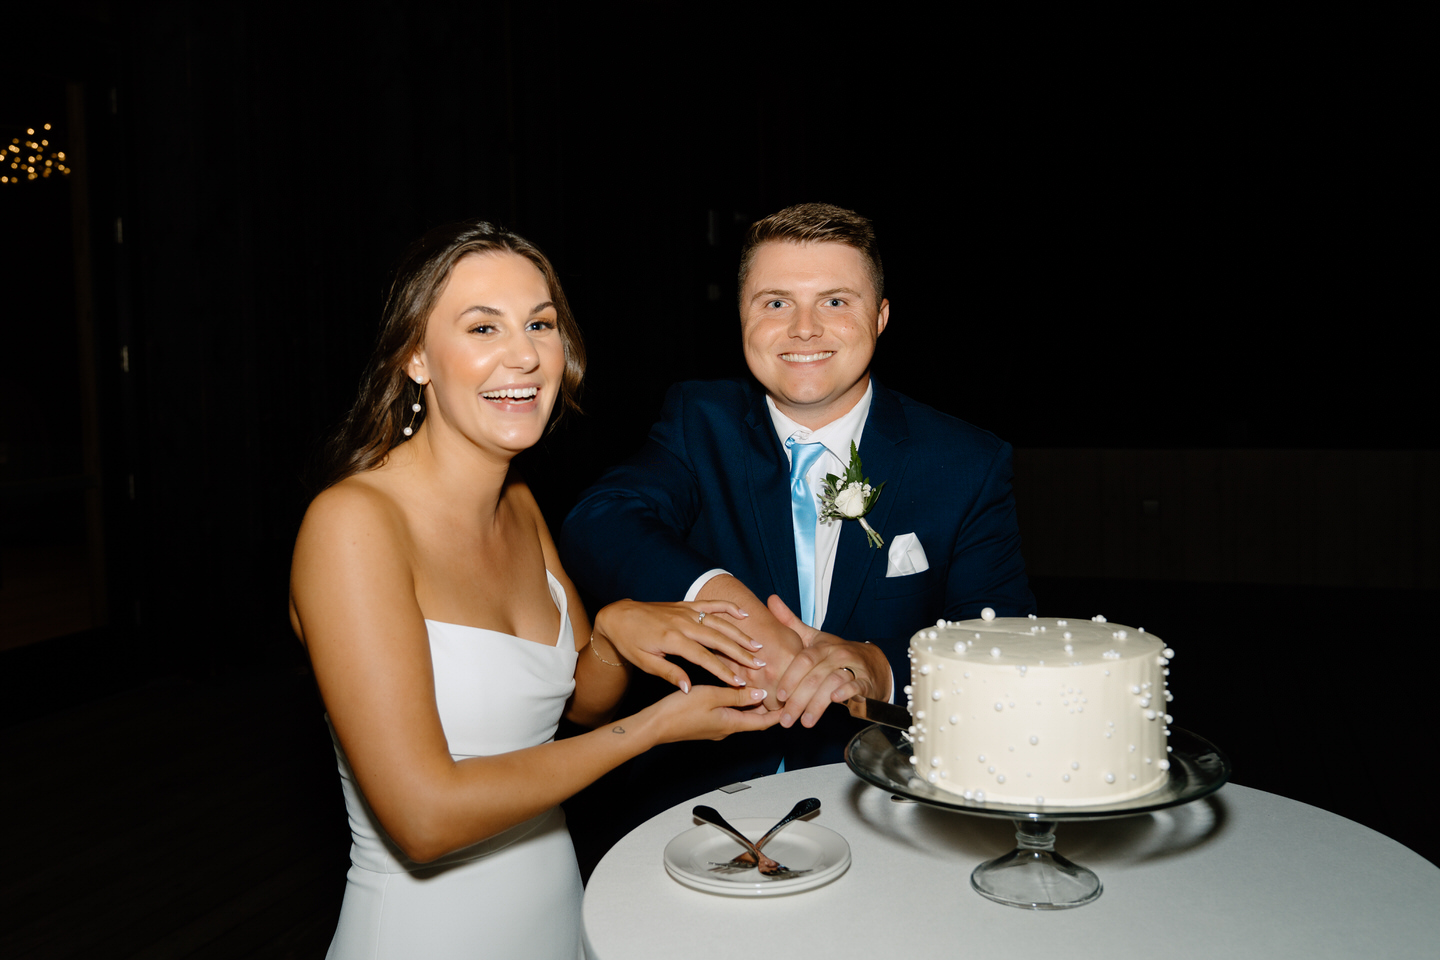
[589,635,622,667]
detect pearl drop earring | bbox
[403,379,425,437]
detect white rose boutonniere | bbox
[818,441,886,548]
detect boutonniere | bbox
[818,441,886,548]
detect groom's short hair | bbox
[737,202,885,304]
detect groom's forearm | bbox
[696,574,803,708]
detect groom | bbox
[560,203,1033,824]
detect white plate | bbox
[663,817,850,897]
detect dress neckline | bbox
[423,570,570,649]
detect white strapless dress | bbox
[326,571,584,960]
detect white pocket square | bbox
[885,532,929,577]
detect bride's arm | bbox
[291,483,777,865]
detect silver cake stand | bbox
[845,725,1231,910]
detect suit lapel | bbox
[822,380,911,633]
[743,385,801,612]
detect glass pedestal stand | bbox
[845,725,1230,910]
[971,818,1101,909]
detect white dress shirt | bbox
[686,380,873,630]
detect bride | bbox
[289,220,778,959]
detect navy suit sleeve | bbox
[944,440,1035,620]
[560,385,718,605]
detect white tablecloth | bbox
[583,763,1438,960]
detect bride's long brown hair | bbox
[316,220,585,491]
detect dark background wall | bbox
[8,4,1428,660]
[1,4,1433,946]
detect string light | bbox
[2,123,70,186]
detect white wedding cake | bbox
[904,613,1174,807]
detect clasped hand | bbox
[591,599,766,692]
[592,594,888,731]
[760,595,889,728]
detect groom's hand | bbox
[696,574,804,710]
[766,595,891,729]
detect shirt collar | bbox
[765,379,873,462]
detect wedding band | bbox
[697,612,707,625]
[838,667,857,681]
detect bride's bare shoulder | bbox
[291,473,421,644]
[310,467,410,524]
[294,474,414,569]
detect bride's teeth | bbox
[482,387,539,399]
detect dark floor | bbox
[2,665,349,960]
[3,578,1436,958]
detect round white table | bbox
[582,762,1439,960]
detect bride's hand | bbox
[592,599,767,692]
[641,684,781,742]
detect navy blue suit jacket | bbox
[559,378,1033,814]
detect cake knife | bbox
[845,695,910,730]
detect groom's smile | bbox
[740,240,889,430]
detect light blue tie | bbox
[786,438,827,628]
